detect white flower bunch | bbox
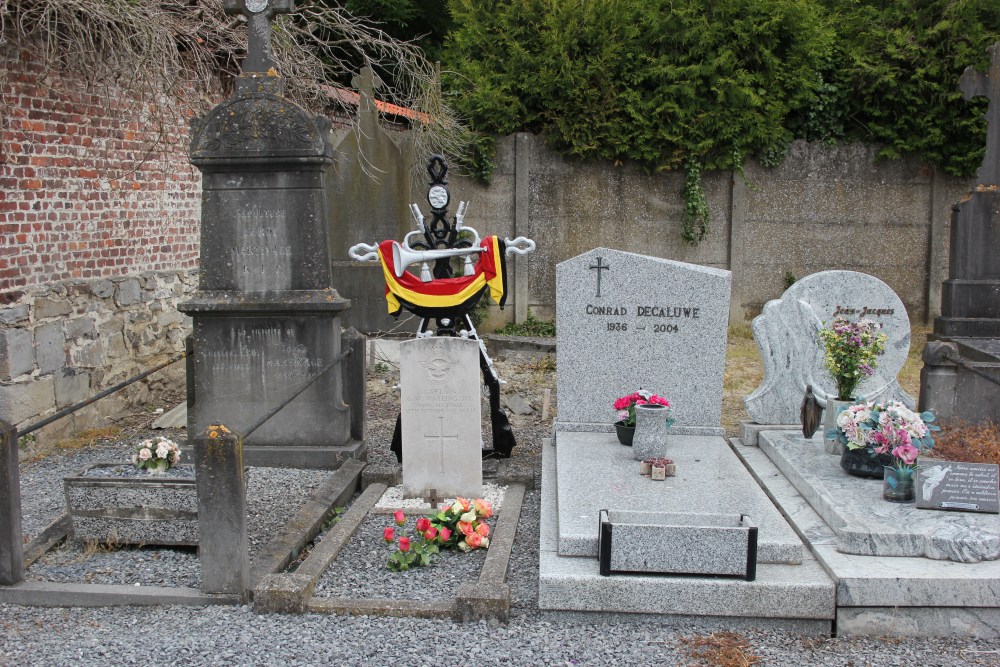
[132,436,181,473]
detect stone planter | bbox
[598,510,757,580]
[63,463,199,546]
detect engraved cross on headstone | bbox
[960,42,1000,185]
[424,416,459,475]
[223,0,293,74]
[590,256,610,298]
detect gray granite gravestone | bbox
[921,42,1000,424]
[555,248,731,434]
[744,270,913,425]
[179,0,363,468]
[399,337,482,499]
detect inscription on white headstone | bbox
[400,337,482,499]
[556,248,731,434]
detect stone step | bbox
[539,437,835,624]
[737,435,1000,637]
[758,430,1000,562]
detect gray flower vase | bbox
[633,404,670,461]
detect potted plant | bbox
[63,436,199,546]
[613,390,672,446]
[831,400,938,488]
[818,317,887,453]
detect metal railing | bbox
[15,351,189,439]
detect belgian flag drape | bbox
[377,236,508,319]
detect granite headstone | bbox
[555,248,731,435]
[399,337,482,499]
[744,270,914,425]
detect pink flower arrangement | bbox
[382,496,494,571]
[613,389,672,428]
[835,400,939,473]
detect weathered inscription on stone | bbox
[232,207,292,291]
[916,462,1000,513]
[400,337,482,498]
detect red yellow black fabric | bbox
[377,236,508,318]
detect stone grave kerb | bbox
[555,248,731,435]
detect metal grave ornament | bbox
[350,155,536,461]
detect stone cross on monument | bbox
[223,0,293,74]
[960,42,1000,185]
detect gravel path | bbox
[5,355,1000,665]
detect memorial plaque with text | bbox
[555,248,731,434]
[399,337,482,499]
[916,462,1000,513]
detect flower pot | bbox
[883,466,916,503]
[64,463,199,546]
[840,446,894,479]
[615,422,635,446]
[633,404,670,461]
[823,398,853,455]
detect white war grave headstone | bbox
[555,248,731,435]
[399,337,482,499]
[744,270,914,425]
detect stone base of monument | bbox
[736,430,1000,638]
[539,434,835,631]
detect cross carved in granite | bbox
[960,42,1000,185]
[223,0,293,74]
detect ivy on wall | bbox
[441,0,1000,240]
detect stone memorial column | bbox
[179,0,363,467]
[921,42,1000,423]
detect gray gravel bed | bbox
[1,603,998,666]
[79,463,196,479]
[7,359,1000,664]
[312,514,492,601]
[22,451,332,589]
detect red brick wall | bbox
[0,49,204,294]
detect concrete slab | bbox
[758,431,1000,562]
[555,432,802,564]
[736,438,1000,637]
[540,437,835,623]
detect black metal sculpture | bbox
[350,156,535,462]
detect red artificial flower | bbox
[415,517,431,532]
[424,527,438,541]
[439,527,452,541]
[393,510,406,526]
[399,536,411,552]
[383,527,395,542]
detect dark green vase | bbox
[840,446,893,479]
